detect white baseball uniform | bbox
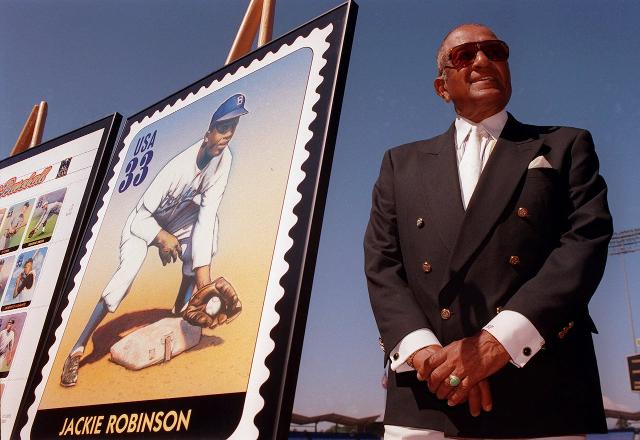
[1,211,26,249]
[101,141,232,312]
[0,328,15,368]
[0,264,9,295]
[32,201,63,232]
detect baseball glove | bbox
[182,277,242,328]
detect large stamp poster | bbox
[20,3,356,439]
[0,115,122,439]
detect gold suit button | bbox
[416,217,425,228]
[440,308,451,320]
[517,207,529,218]
[509,255,520,266]
[422,261,432,273]
[496,306,503,314]
[558,321,575,339]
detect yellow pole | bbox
[226,0,275,64]
[258,0,275,47]
[30,101,48,147]
[10,101,48,157]
[226,0,263,65]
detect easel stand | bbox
[10,1,273,158]
[10,101,48,157]
[10,0,273,158]
[227,0,275,64]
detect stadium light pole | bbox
[609,228,640,354]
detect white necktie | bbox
[459,125,486,210]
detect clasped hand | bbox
[413,330,510,417]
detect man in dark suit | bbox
[364,23,612,439]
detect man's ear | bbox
[433,76,450,102]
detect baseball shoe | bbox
[60,350,83,387]
[27,230,35,239]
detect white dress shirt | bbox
[390,110,545,372]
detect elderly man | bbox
[365,24,612,439]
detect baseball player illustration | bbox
[3,248,46,307]
[0,208,6,229]
[12,258,35,300]
[27,189,67,241]
[60,94,248,387]
[0,201,33,250]
[0,256,15,298]
[56,157,72,178]
[0,319,16,373]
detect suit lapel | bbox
[418,124,464,252]
[446,115,544,278]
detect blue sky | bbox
[2,0,639,425]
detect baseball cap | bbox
[210,94,248,125]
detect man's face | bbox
[434,25,511,122]
[5,322,12,331]
[24,261,32,274]
[204,118,239,157]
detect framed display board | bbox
[18,2,356,439]
[0,114,122,438]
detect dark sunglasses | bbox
[213,119,239,134]
[444,39,509,70]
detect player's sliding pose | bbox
[28,198,63,239]
[61,95,247,387]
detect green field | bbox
[24,213,58,244]
[6,225,27,249]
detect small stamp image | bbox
[0,200,35,254]
[0,255,16,300]
[23,188,67,248]
[56,158,72,178]
[1,247,48,311]
[0,208,7,230]
[0,311,27,378]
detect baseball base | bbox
[110,317,202,370]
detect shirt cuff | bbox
[389,329,441,372]
[483,310,545,367]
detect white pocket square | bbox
[528,156,552,169]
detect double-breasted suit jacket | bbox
[364,115,612,437]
